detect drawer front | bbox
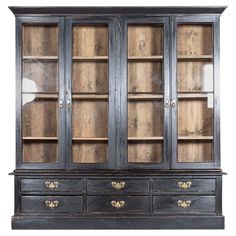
[21,179,83,192]
[153,196,215,213]
[21,196,83,213]
[87,179,149,193]
[153,178,215,193]
[87,196,150,213]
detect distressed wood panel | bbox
[72,142,107,163]
[128,142,163,163]
[178,99,213,136]
[128,62,163,93]
[23,142,58,163]
[72,101,108,137]
[23,97,58,137]
[72,62,108,93]
[177,61,213,92]
[177,25,213,56]
[23,25,58,56]
[128,25,163,56]
[23,61,58,93]
[128,101,163,137]
[73,25,108,56]
[178,141,213,163]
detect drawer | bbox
[87,179,149,193]
[21,196,83,213]
[87,196,150,213]
[153,178,215,193]
[153,196,215,213]
[21,179,83,192]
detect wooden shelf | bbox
[72,94,108,100]
[128,95,163,100]
[128,137,164,141]
[22,94,58,100]
[177,55,213,60]
[72,56,108,61]
[178,93,212,99]
[23,56,58,60]
[128,56,163,61]
[178,136,213,140]
[72,137,108,141]
[23,137,58,140]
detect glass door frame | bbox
[16,16,66,169]
[120,16,171,169]
[65,17,116,169]
[171,15,221,169]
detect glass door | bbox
[120,17,170,169]
[172,16,220,168]
[18,18,65,168]
[67,18,116,169]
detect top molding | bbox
[9,6,227,16]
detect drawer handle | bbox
[177,200,191,208]
[111,200,125,209]
[45,181,59,190]
[45,200,59,209]
[111,181,125,190]
[178,181,192,190]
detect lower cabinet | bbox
[13,173,224,229]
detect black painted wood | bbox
[153,196,215,213]
[21,178,83,192]
[21,196,83,213]
[87,179,149,193]
[153,178,216,193]
[87,196,150,213]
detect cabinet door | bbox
[171,16,220,168]
[120,17,170,169]
[66,18,116,169]
[17,17,65,168]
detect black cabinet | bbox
[10,6,226,229]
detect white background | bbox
[0,0,235,235]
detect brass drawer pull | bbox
[111,200,125,209]
[45,181,59,190]
[177,200,191,208]
[178,181,192,190]
[111,181,125,190]
[45,200,59,209]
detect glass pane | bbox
[177,24,214,163]
[72,24,109,164]
[127,24,164,163]
[23,25,58,56]
[22,24,59,163]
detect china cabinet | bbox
[9,6,226,229]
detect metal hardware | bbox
[45,181,59,190]
[111,181,125,190]
[164,99,169,108]
[59,99,64,108]
[45,200,59,209]
[111,200,125,209]
[170,98,176,108]
[177,200,191,208]
[178,181,192,190]
[67,99,71,108]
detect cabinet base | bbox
[12,215,225,229]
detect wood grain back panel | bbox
[128,25,163,56]
[23,97,58,137]
[73,25,108,56]
[23,61,58,93]
[23,25,58,56]
[72,62,108,93]
[177,25,213,56]
[128,62,163,93]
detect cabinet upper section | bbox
[9,6,227,16]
